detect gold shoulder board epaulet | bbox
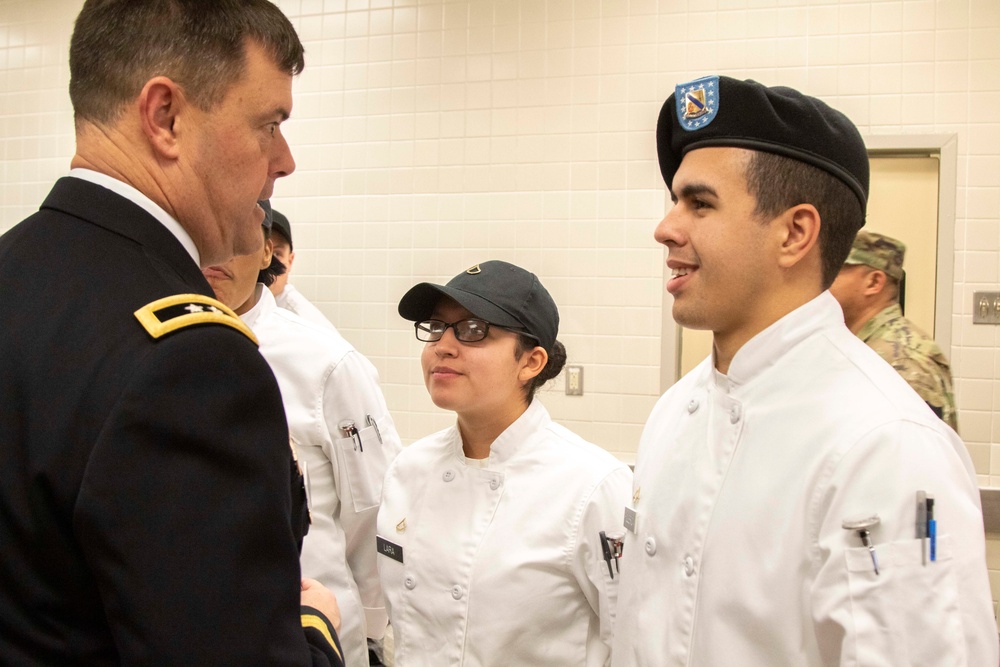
[134,294,258,345]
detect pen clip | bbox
[916,490,927,566]
[339,419,363,452]
[300,460,312,525]
[599,531,624,579]
[366,414,383,445]
[925,494,936,563]
[599,530,615,579]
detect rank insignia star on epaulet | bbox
[134,294,258,344]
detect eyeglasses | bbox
[414,318,532,343]
[414,318,492,343]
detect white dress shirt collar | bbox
[68,168,200,267]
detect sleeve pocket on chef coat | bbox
[843,535,965,665]
[334,417,391,512]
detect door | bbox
[663,149,948,384]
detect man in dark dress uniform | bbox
[0,1,343,665]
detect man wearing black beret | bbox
[611,76,996,665]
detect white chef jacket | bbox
[377,399,633,667]
[274,283,339,334]
[611,292,997,667]
[242,285,401,667]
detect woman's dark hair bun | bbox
[535,340,566,385]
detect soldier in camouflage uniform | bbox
[830,230,958,431]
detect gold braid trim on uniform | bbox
[134,294,258,345]
[301,613,342,659]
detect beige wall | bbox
[2,0,1000,579]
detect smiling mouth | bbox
[666,262,697,295]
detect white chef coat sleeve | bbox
[808,419,997,666]
[569,464,634,667]
[320,349,402,640]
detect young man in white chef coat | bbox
[267,206,340,333]
[204,202,401,667]
[611,75,997,666]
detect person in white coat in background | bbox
[378,260,633,667]
[611,75,997,666]
[267,206,339,333]
[204,202,402,667]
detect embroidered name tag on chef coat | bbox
[377,536,404,563]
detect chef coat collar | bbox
[713,291,843,391]
[239,283,274,330]
[454,398,550,466]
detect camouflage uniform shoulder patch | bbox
[862,304,958,432]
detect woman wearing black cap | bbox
[376,261,632,666]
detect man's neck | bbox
[235,287,262,316]
[850,297,896,334]
[72,122,175,215]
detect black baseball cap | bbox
[398,260,559,353]
[258,200,273,230]
[658,75,869,221]
[270,208,292,249]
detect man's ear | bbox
[261,236,275,270]
[776,203,821,270]
[862,268,889,296]
[138,77,184,160]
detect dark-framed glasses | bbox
[414,318,493,343]
[415,317,541,343]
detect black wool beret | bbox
[657,75,869,215]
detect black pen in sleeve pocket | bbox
[599,531,624,579]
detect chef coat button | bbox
[489,478,500,490]
[442,470,455,482]
[730,405,741,424]
[644,537,657,556]
[683,555,696,577]
[687,399,699,414]
[451,585,464,600]
[404,575,416,590]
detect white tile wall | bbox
[2,0,999,470]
